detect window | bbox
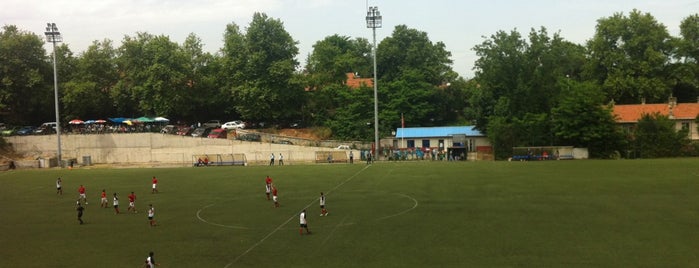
[422,139,430,148]
[407,140,415,148]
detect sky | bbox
[2,0,698,78]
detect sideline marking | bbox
[223,165,372,268]
[196,204,249,230]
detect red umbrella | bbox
[95,119,107,124]
[69,119,84,125]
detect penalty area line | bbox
[224,165,371,268]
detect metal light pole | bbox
[366,6,381,160]
[44,23,62,166]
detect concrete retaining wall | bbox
[7,133,338,166]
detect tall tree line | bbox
[1,10,699,158]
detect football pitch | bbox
[1,159,699,267]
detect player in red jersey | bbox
[78,185,87,204]
[151,176,158,194]
[272,186,279,208]
[100,189,108,208]
[128,191,138,213]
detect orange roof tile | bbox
[613,103,699,122]
[344,73,373,89]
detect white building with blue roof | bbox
[386,126,492,160]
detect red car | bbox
[207,128,227,139]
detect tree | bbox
[114,32,190,117]
[0,25,53,124]
[61,39,118,121]
[551,80,626,158]
[179,33,225,121]
[469,27,587,158]
[323,84,375,140]
[224,13,304,123]
[668,14,699,103]
[377,25,457,85]
[634,112,689,158]
[585,9,673,104]
[304,35,372,88]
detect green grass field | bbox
[1,159,699,267]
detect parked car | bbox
[236,133,261,142]
[207,128,228,139]
[16,126,36,135]
[336,145,351,150]
[191,127,213,137]
[221,120,245,130]
[34,125,56,135]
[203,120,222,128]
[176,126,194,136]
[1,126,18,136]
[289,121,304,128]
[276,139,293,145]
[40,122,58,130]
[160,125,177,134]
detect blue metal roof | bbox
[395,126,484,138]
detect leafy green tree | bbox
[470,27,586,158]
[304,35,372,88]
[551,80,626,158]
[585,9,673,104]
[114,32,190,117]
[669,14,699,103]
[634,112,690,158]
[179,33,225,121]
[377,25,457,85]
[0,25,53,124]
[381,71,439,129]
[62,39,118,121]
[323,84,375,140]
[224,13,304,123]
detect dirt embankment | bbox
[262,128,330,141]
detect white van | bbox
[41,122,57,129]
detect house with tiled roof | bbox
[344,72,373,89]
[612,97,699,140]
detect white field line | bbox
[223,164,372,268]
[320,215,350,247]
[376,193,419,221]
[196,204,249,230]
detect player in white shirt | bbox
[147,204,156,227]
[143,251,159,267]
[56,177,62,195]
[319,192,328,216]
[113,193,120,214]
[299,209,311,235]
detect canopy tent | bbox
[108,117,128,124]
[135,116,155,123]
[154,117,169,122]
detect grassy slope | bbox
[1,159,698,267]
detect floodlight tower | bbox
[366,6,381,159]
[44,23,62,165]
